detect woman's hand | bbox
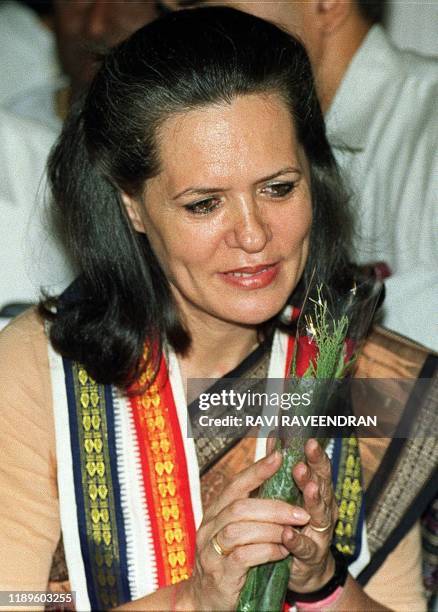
[283,439,339,594]
[179,451,310,611]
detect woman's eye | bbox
[262,182,295,198]
[184,198,220,215]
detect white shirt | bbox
[386,1,438,56]
[0,109,75,313]
[0,2,60,105]
[326,26,438,351]
[5,80,64,133]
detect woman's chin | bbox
[220,295,289,327]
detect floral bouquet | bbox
[237,272,382,612]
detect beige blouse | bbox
[0,310,427,611]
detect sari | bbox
[46,322,437,610]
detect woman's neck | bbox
[177,312,260,382]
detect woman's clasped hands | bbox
[178,439,339,610]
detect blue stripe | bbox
[63,357,98,610]
[63,359,132,609]
[331,437,365,565]
[331,437,343,485]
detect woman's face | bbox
[127,93,312,329]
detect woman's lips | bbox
[219,262,280,289]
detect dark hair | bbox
[17,0,53,17]
[356,0,386,24]
[42,6,353,388]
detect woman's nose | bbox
[225,200,272,253]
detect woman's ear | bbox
[121,193,146,233]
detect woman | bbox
[0,7,433,611]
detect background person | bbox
[0,1,159,320]
[53,0,160,97]
[0,108,75,323]
[4,0,159,131]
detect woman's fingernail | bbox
[292,508,310,521]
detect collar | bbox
[325,26,402,151]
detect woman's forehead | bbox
[154,93,305,190]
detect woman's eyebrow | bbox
[172,167,301,199]
[173,186,228,199]
[258,167,302,183]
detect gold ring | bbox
[211,533,232,557]
[309,522,331,533]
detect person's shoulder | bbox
[368,325,435,357]
[372,26,438,76]
[0,307,56,468]
[357,324,435,379]
[0,306,46,349]
[394,44,438,101]
[0,307,50,400]
[369,29,438,104]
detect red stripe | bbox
[129,352,197,587]
[130,382,168,587]
[159,364,197,570]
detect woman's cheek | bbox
[276,208,312,257]
[168,231,219,272]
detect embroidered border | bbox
[333,435,364,561]
[65,360,131,609]
[130,357,197,587]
